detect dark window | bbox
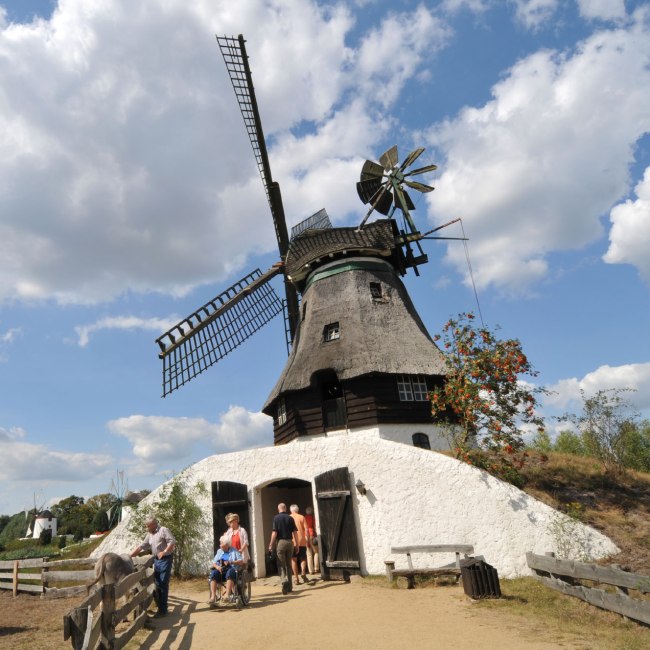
[369,282,382,299]
[397,375,429,401]
[277,398,287,425]
[323,322,340,341]
[412,433,431,449]
[316,369,347,429]
[302,301,307,321]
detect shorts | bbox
[295,546,307,562]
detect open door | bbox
[211,481,250,554]
[314,467,361,580]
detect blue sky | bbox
[1,0,649,516]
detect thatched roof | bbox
[264,256,447,411]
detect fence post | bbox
[100,583,116,649]
[69,607,89,650]
[41,558,49,596]
[12,560,18,597]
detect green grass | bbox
[476,577,650,650]
[0,537,104,562]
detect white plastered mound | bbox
[94,433,618,578]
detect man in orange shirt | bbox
[289,504,309,585]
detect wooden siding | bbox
[272,373,445,445]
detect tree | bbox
[554,430,586,456]
[530,429,552,453]
[51,496,87,536]
[0,512,30,544]
[39,529,52,546]
[430,312,545,485]
[558,389,645,473]
[619,419,650,472]
[92,509,109,533]
[127,472,208,577]
[0,515,11,536]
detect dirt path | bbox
[136,576,588,650]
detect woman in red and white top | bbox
[224,513,250,563]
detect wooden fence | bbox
[526,552,650,625]
[0,556,145,599]
[63,559,155,650]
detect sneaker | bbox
[281,582,289,595]
[153,611,167,618]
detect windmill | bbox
[107,470,128,529]
[156,35,462,448]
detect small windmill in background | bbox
[23,491,46,537]
[108,470,128,529]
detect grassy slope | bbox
[472,452,650,650]
[520,451,650,573]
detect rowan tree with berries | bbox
[430,312,546,486]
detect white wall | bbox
[94,433,618,578]
[33,516,57,538]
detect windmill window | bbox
[369,282,382,299]
[324,322,340,342]
[277,398,287,425]
[412,433,431,449]
[302,301,307,321]
[397,375,429,402]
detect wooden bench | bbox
[384,545,475,589]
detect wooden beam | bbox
[527,552,650,594]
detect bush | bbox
[39,529,52,546]
[57,535,67,549]
[92,509,109,533]
[73,528,84,543]
[554,430,585,456]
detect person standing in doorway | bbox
[268,503,298,594]
[304,506,318,574]
[290,504,309,585]
[130,516,176,618]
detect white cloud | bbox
[107,406,272,466]
[75,315,178,347]
[1,326,21,343]
[511,0,559,30]
[354,6,451,110]
[577,0,627,22]
[0,0,453,307]
[427,10,650,295]
[603,166,650,283]
[0,434,112,481]
[442,0,490,13]
[0,426,27,442]
[544,362,650,412]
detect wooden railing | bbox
[526,552,650,625]
[0,556,131,599]
[63,558,155,650]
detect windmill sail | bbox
[156,267,284,396]
[217,34,300,338]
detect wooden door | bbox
[314,467,361,580]
[211,481,250,554]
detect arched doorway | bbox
[259,478,314,576]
